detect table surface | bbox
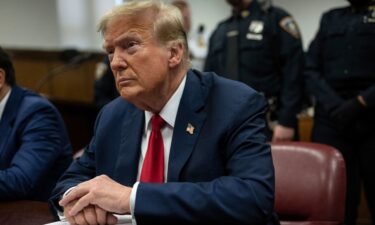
[0,200,54,225]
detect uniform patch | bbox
[249,20,264,34]
[279,16,301,39]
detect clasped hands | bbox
[59,175,132,225]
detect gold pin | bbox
[186,123,195,135]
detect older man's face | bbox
[103,15,173,111]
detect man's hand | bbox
[63,199,117,225]
[59,175,133,218]
[272,124,295,141]
[331,97,365,127]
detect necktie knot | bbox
[151,114,165,131]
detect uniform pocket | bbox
[323,27,346,60]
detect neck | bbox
[142,67,187,114]
[233,0,252,13]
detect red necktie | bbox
[140,115,166,183]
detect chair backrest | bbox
[271,142,346,225]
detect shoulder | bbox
[210,17,231,37]
[321,6,349,22]
[269,5,292,19]
[96,96,139,123]
[269,6,301,39]
[198,71,267,112]
[316,6,349,32]
[17,88,58,116]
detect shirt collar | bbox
[0,88,12,121]
[144,75,186,132]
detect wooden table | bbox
[0,201,54,225]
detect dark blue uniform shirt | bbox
[205,1,304,128]
[305,2,375,113]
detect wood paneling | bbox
[7,48,104,103]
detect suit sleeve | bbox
[49,111,101,208]
[275,12,304,128]
[134,93,274,225]
[0,100,68,200]
[304,14,344,113]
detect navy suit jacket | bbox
[0,86,72,201]
[51,70,276,225]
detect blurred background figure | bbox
[0,47,72,201]
[304,0,375,224]
[205,0,304,141]
[94,57,118,109]
[172,0,208,71]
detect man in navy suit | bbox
[0,47,72,201]
[53,1,276,224]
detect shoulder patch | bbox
[279,16,301,39]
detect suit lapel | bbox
[0,86,25,157]
[168,70,208,181]
[113,106,144,186]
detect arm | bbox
[49,108,105,211]
[304,14,344,113]
[0,99,70,200]
[276,15,304,130]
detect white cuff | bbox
[57,186,77,221]
[130,182,139,225]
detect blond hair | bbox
[98,0,189,64]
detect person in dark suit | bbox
[205,0,304,141]
[304,0,375,224]
[52,1,276,225]
[93,57,118,109]
[0,47,72,201]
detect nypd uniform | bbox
[305,1,375,224]
[204,0,304,139]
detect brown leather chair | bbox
[271,142,346,225]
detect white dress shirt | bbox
[129,75,186,224]
[0,88,11,121]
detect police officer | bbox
[305,0,375,224]
[205,0,304,141]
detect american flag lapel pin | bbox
[186,123,195,135]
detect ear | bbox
[168,42,184,68]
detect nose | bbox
[110,49,127,72]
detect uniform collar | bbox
[230,0,263,20]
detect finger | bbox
[64,204,77,225]
[69,193,92,216]
[74,212,89,225]
[60,186,88,207]
[83,206,97,225]
[95,207,107,225]
[106,213,118,225]
[65,215,77,225]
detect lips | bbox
[118,77,135,86]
